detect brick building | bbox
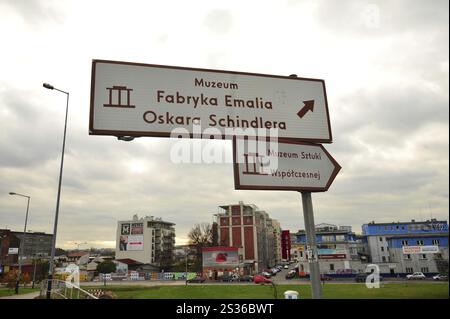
[215,201,281,273]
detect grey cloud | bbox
[0,91,63,168]
[333,86,448,140]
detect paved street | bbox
[0,291,40,299]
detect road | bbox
[0,291,41,299]
[78,266,444,287]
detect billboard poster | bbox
[202,247,240,267]
[131,223,143,235]
[119,235,144,251]
[8,247,19,255]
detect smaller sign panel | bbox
[233,137,341,192]
[121,223,131,235]
[131,223,143,235]
[402,245,439,254]
[8,247,19,255]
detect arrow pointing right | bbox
[297,100,315,118]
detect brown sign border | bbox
[89,59,333,143]
[232,137,341,192]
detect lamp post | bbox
[9,192,31,294]
[43,82,69,299]
[185,247,189,285]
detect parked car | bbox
[432,274,448,281]
[320,274,333,281]
[187,275,206,283]
[219,274,234,282]
[285,270,297,279]
[406,272,426,280]
[284,265,289,269]
[253,274,273,284]
[261,271,273,278]
[239,275,254,282]
[354,273,384,283]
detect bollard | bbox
[284,290,299,299]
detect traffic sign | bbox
[89,60,332,142]
[233,138,341,192]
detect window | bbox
[381,247,384,252]
[432,239,440,245]
[299,251,303,258]
[335,235,345,241]
[401,240,409,246]
[379,237,383,242]
[330,264,335,271]
[417,240,424,246]
[322,235,334,242]
[404,254,411,260]
[382,256,386,262]
[421,267,429,273]
[420,254,427,260]
[406,267,413,273]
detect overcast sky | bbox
[0,0,448,249]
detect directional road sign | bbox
[233,138,341,192]
[89,60,332,142]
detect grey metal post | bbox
[43,84,69,299]
[301,191,322,299]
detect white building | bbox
[115,215,176,268]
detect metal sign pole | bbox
[300,191,322,299]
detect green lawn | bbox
[86,282,449,299]
[0,287,40,297]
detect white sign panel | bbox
[90,60,332,143]
[402,245,439,254]
[233,138,341,192]
[8,247,19,255]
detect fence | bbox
[39,279,99,299]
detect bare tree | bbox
[188,223,213,247]
[187,223,213,272]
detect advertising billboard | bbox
[202,247,240,268]
[8,247,19,255]
[119,222,144,251]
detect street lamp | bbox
[9,192,31,294]
[43,82,69,299]
[185,247,189,285]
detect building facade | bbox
[362,219,449,275]
[281,230,291,261]
[215,201,281,273]
[115,215,175,269]
[295,223,367,275]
